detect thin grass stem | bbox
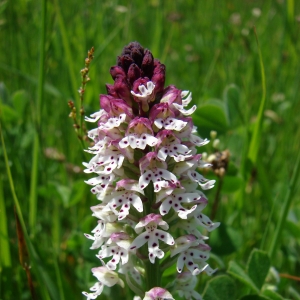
[269,151,300,260]
[0,178,11,267]
[29,0,47,234]
[247,27,266,165]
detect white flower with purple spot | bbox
[130,214,175,263]
[97,232,131,270]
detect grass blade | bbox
[247,27,266,165]
[269,151,300,260]
[0,178,11,267]
[29,0,47,234]
[14,207,37,300]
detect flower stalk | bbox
[82,42,220,300]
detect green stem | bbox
[29,0,47,234]
[143,182,161,290]
[53,255,65,300]
[145,259,160,290]
[0,176,11,267]
[269,151,300,260]
[287,0,294,25]
[210,177,223,220]
[29,135,39,235]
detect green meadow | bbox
[1,0,300,299]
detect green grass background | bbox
[0,0,300,299]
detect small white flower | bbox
[139,168,179,192]
[172,102,197,116]
[130,214,175,263]
[159,190,201,219]
[131,81,155,98]
[98,114,127,130]
[119,133,158,149]
[92,266,124,287]
[189,134,209,147]
[82,282,104,299]
[108,190,143,220]
[85,110,106,123]
[187,170,216,190]
[97,233,131,270]
[154,117,187,131]
[192,209,221,232]
[181,90,192,106]
[84,221,122,249]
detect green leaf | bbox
[227,261,259,293]
[193,99,228,136]
[55,184,71,208]
[12,90,29,117]
[285,219,300,239]
[262,289,284,300]
[202,275,236,300]
[247,249,270,291]
[0,103,18,123]
[68,180,87,207]
[223,84,244,128]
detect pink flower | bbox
[144,287,174,300]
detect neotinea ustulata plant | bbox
[80,42,220,300]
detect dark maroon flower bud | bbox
[121,41,144,56]
[131,48,144,67]
[151,60,166,96]
[121,42,144,67]
[100,94,116,112]
[141,49,154,78]
[160,85,182,105]
[100,94,134,118]
[149,103,175,122]
[105,84,119,98]
[117,55,134,73]
[127,63,141,86]
[110,66,126,80]
[113,76,132,105]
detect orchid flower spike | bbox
[82,41,219,300]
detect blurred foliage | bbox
[1,0,300,299]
